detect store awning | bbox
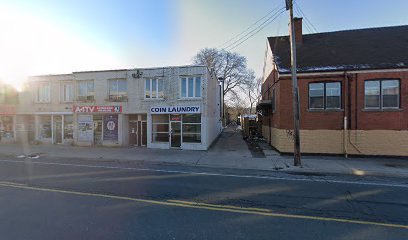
[256,100,272,110]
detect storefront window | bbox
[103,115,119,141]
[152,115,169,142]
[0,116,14,138]
[39,116,52,139]
[64,115,73,139]
[182,114,201,143]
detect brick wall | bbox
[261,69,408,156]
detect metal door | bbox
[129,121,138,145]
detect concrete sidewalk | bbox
[0,126,407,178]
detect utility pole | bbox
[286,0,301,166]
[218,77,225,127]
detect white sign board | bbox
[150,106,201,114]
[77,115,93,142]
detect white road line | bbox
[0,159,407,188]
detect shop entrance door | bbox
[94,116,103,145]
[129,120,138,145]
[170,121,181,148]
[53,116,62,144]
[129,120,138,146]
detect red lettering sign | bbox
[73,106,122,113]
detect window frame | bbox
[180,76,202,98]
[181,114,201,143]
[152,114,169,143]
[77,80,95,102]
[145,78,164,99]
[364,79,400,110]
[34,82,51,103]
[60,81,74,103]
[308,81,342,110]
[108,79,128,102]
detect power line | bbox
[223,7,285,51]
[218,4,285,48]
[224,8,286,51]
[294,6,314,33]
[294,2,318,33]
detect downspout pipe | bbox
[343,72,348,158]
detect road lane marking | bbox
[0,181,407,230]
[167,199,273,213]
[0,159,407,188]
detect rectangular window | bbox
[188,78,194,97]
[382,80,399,108]
[152,115,169,142]
[326,82,341,109]
[181,78,187,97]
[108,79,127,101]
[182,114,201,143]
[39,115,52,139]
[78,80,94,101]
[181,76,202,98]
[0,116,14,138]
[145,79,164,99]
[195,77,201,97]
[309,82,341,109]
[365,80,399,109]
[34,82,51,103]
[61,82,73,102]
[309,83,324,109]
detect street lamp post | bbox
[218,77,225,127]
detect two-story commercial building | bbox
[16,65,222,150]
[258,19,408,157]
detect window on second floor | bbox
[365,79,399,109]
[78,80,94,101]
[145,79,164,99]
[309,82,341,110]
[108,79,127,101]
[181,76,201,98]
[61,82,73,102]
[34,82,51,103]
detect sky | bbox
[0,0,407,90]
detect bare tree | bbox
[240,70,262,114]
[193,48,248,97]
[225,91,247,124]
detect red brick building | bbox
[258,19,408,156]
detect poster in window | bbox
[78,115,93,142]
[103,115,118,141]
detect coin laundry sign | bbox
[150,106,201,114]
[73,106,122,113]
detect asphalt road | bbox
[0,157,407,240]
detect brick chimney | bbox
[289,17,303,44]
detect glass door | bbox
[170,121,181,148]
[53,116,62,144]
[93,116,103,145]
